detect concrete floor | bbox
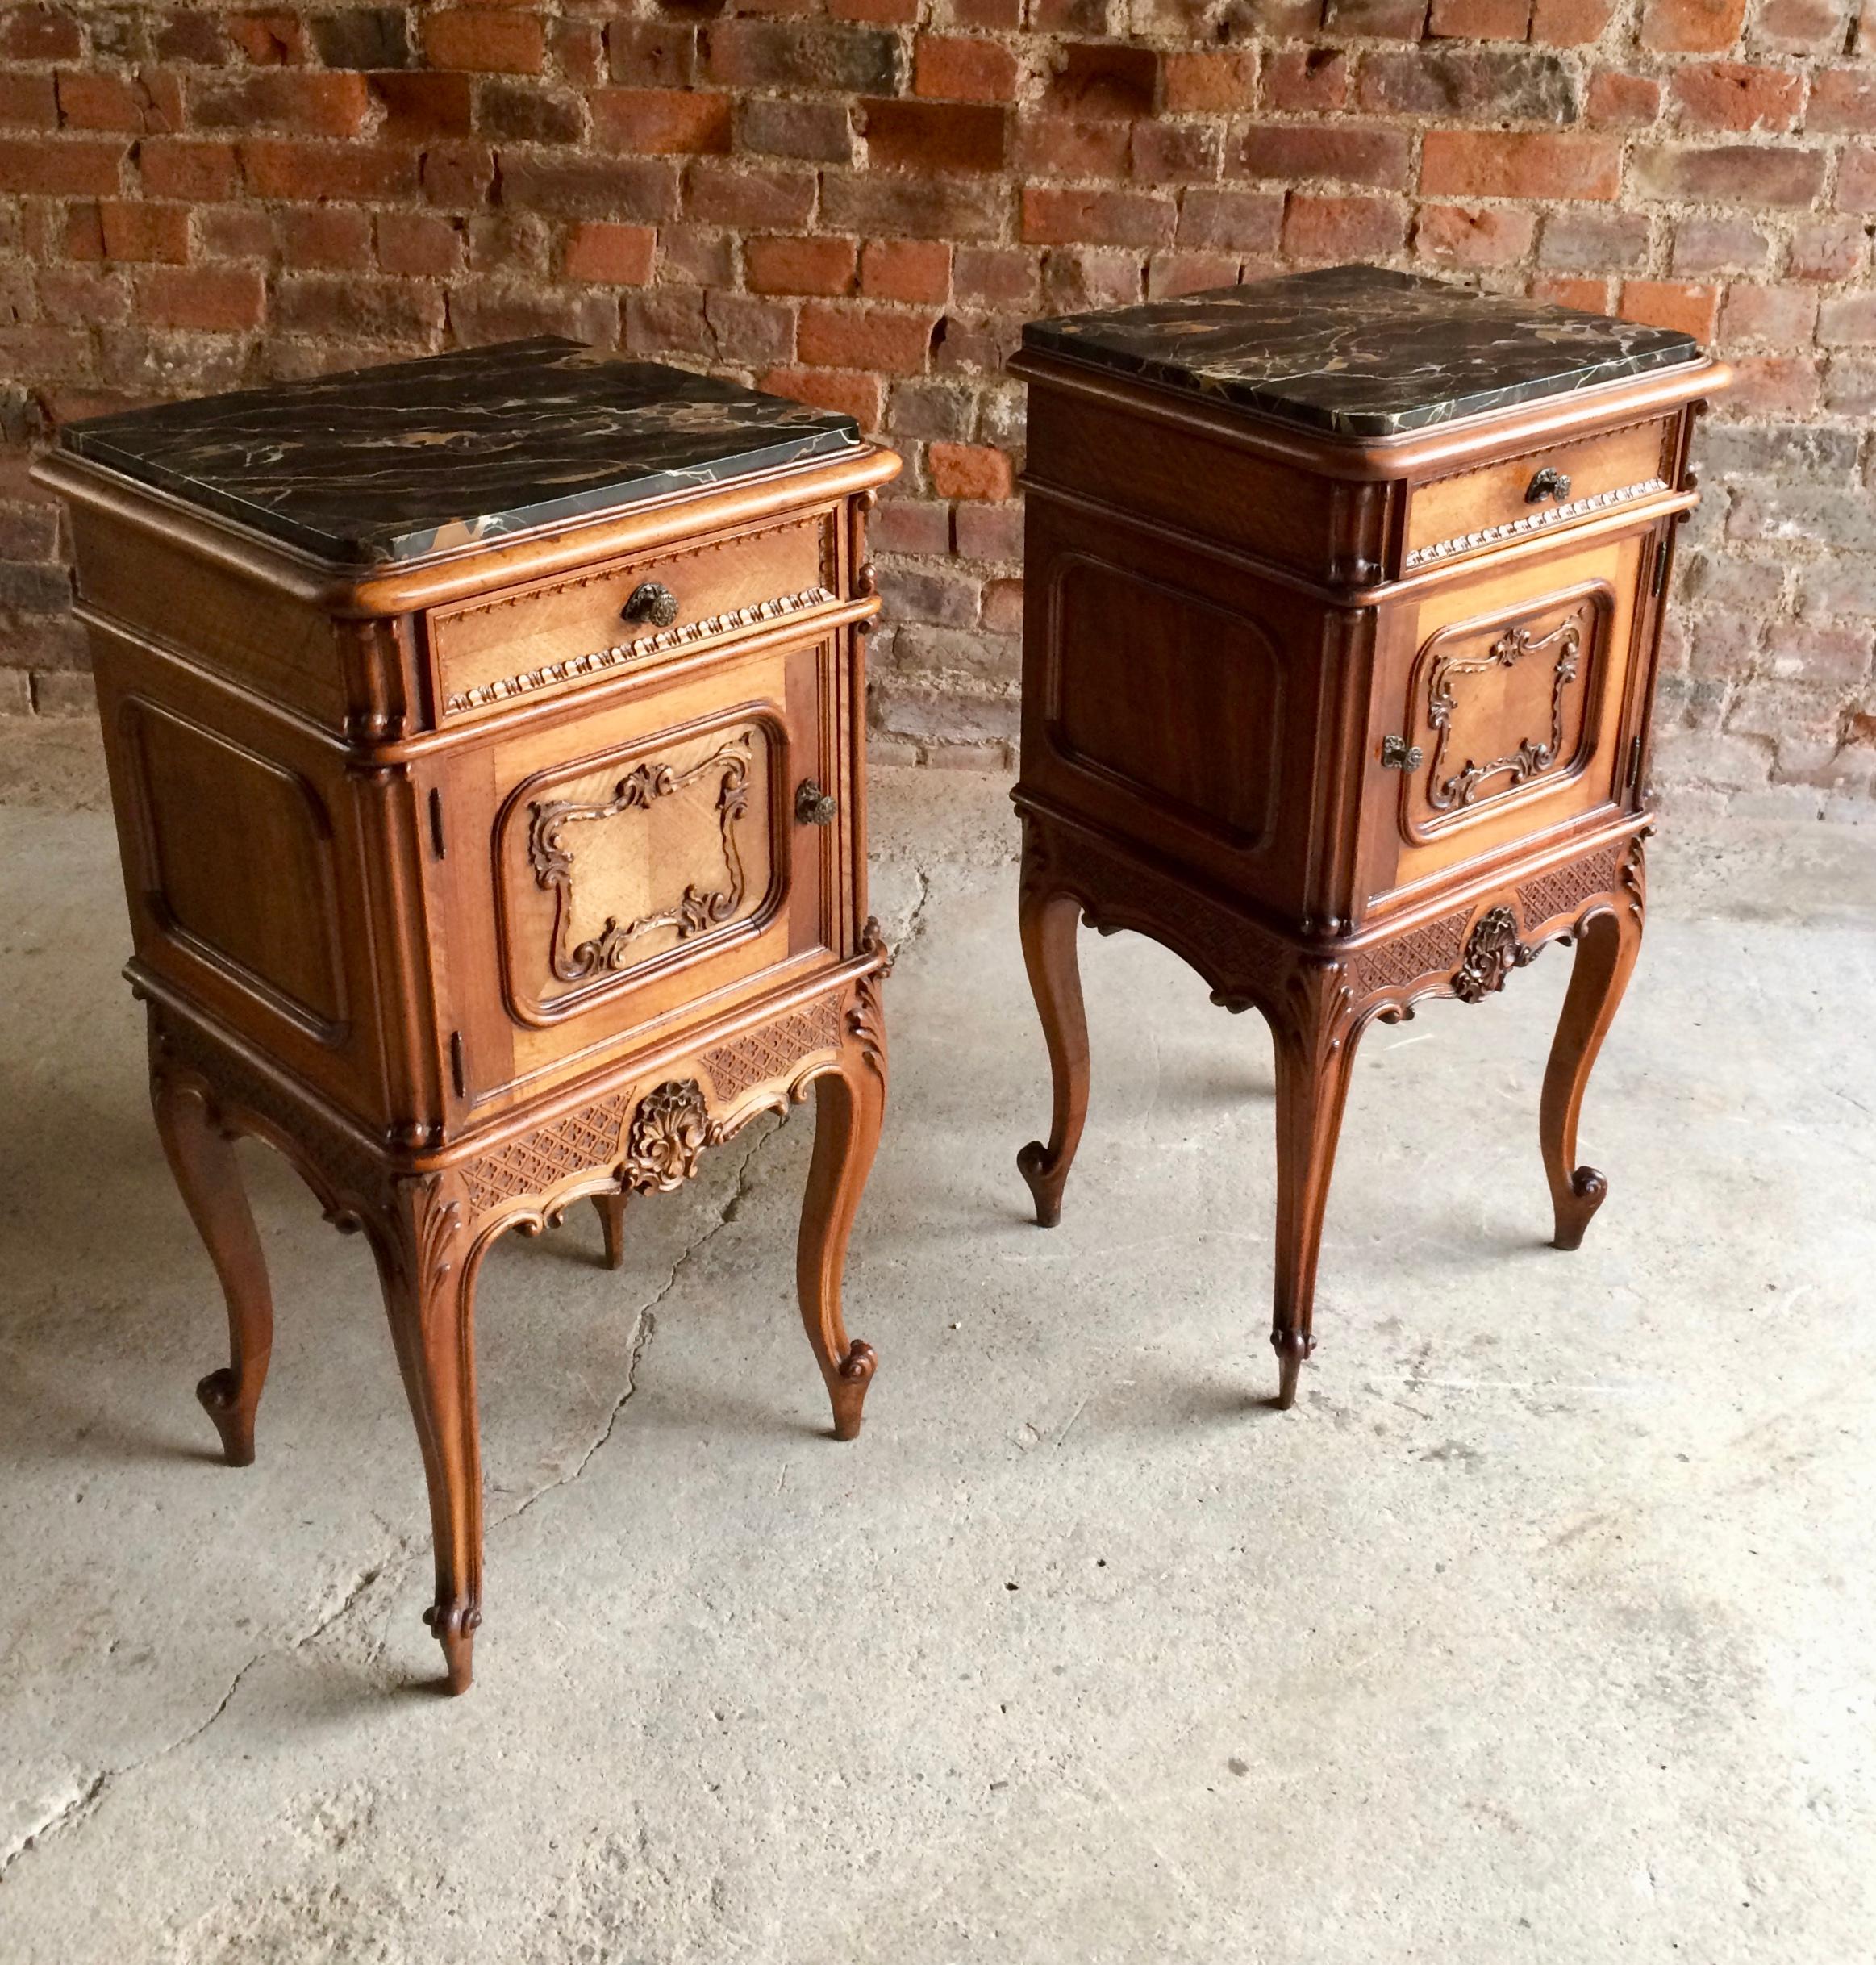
[2,740,1874,1963]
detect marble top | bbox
[58,339,861,565]
[1022,265,1703,439]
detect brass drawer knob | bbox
[794,778,837,827]
[622,580,679,628]
[1525,466,1572,505]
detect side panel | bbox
[1017,493,1343,919]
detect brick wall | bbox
[2,1,1873,812]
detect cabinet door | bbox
[1362,529,1650,908]
[429,633,844,1123]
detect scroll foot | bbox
[423,1597,480,1696]
[1550,1166,1608,1253]
[195,1366,257,1467]
[832,1338,877,1442]
[1017,1141,1068,1229]
[1272,1329,1312,1411]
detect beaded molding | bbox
[442,584,837,716]
[1404,478,1670,570]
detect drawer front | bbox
[1403,418,1674,572]
[1364,529,1652,906]
[429,632,846,1120]
[427,507,840,722]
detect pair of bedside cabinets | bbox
[38,267,1725,1692]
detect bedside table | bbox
[35,340,900,1692]
[1009,267,1728,1409]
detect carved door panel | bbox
[429,633,841,1122]
[1363,530,1649,907]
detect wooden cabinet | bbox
[37,341,899,1692]
[1011,266,1727,1409]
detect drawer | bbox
[1403,417,1674,572]
[427,507,840,721]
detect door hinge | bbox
[428,787,447,859]
[449,1031,465,1099]
[1628,733,1645,792]
[1381,734,1424,771]
[1651,537,1670,598]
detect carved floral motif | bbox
[1426,609,1585,812]
[1453,906,1536,1003]
[528,734,753,984]
[623,1080,714,1193]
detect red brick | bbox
[1011,116,1129,179]
[1282,193,1407,262]
[873,498,952,553]
[227,12,306,64]
[1620,279,1720,340]
[1841,146,1876,211]
[798,301,936,372]
[1165,50,1259,112]
[1422,131,1620,199]
[1640,0,1748,48]
[189,71,373,138]
[1428,0,1532,35]
[833,0,921,23]
[1414,203,1538,267]
[1819,292,1876,344]
[369,73,474,140]
[150,10,227,62]
[498,154,678,221]
[2,7,81,60]
[1021,186,1176,247]
[55,71,183,135]
[1149,250,1246,296]
[745,234,860,295]
[421,11,546,75]
[863,98,1007,172]
[1787,217,1867,279]
[241,140,419,203]
[949,0,1023,23]
[133,265,265,332]
[953,244,1038,308]
[953,500,1024,558]
[1528,0,1617,36]
[1720,282,1819,344]
[0,139,125,197]
[1178,187,1284,252]
[276,274,444,340]
[685,161,815,229]
[1670,65,1805,132]
[421,142,494,209]
[36,265,130,328]
[758,365,886,432]
[552,19,604,84]
[1532,274,1608,311]
[702,22,902,94]
[861,239,951,302]
[1259,49,1348,113]
[607,21,696,87]
[0,75,59,129]
[1131,123,1222,182]
[591,90,732,155]
[1587,70,1664,124]
[1756,0,1849,48]
[1810,69,1876,133]
[139,139,240,200]
[377,212,464,278]
[1044,43,1158,118]
[198,204,271,261]
[65,200,191,264]
[929,441,1013,499]
[1724,354,1820,414]
[915,35,1019,101]
[278,205,373,270]
[1233,125,1411,188]
[1322,0,1428,33]
[1631,144,1827,207]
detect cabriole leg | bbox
[592,1191,628,1270]
[796,987,886,1441]
[1540,857,1645,1251]
[151,1060,274,1468]
[1015,826,1090,1229]
[1265,977,1362,1411]
[371,1179,485,1694]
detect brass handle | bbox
[1525,466,1572,505]
[622,580,679,628]
[795,779,837,827]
